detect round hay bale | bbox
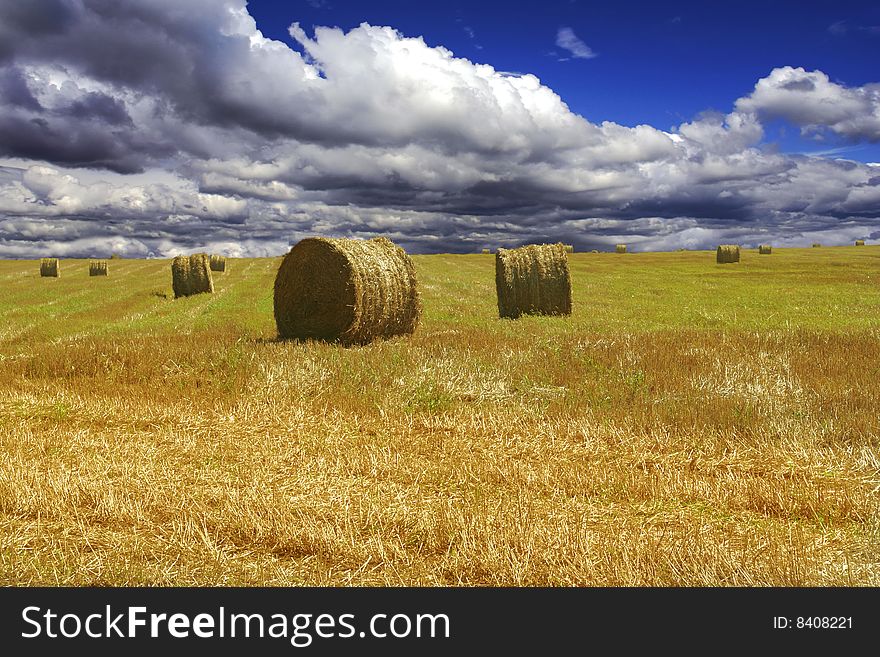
[273,237,421,345]
[812,243,821,248]
[564,244,574,253]
[758,245,772,255]
[40,258,59,277]
[590,249,599,253]
[716,245,740,263]
[210,254,227,272]
[615,244,627,254]
[171,253,214,298]
[481,248,491,254]
[855,240,865,246]
[89,259,108,276]
[495,243,572,319]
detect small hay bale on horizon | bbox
[89,259,108,276]
[110,253,122,259]
[40,258,59,277]
[615,244,627,254]
[274,236,421,346]
[564,244,574,253]
[716,245,740,263]
[481,248,491,254]
[812,243,821,248]
[209,254,227,272]
[495,243,572,319]
[758,245,772,255]
[855,240,865,246]
[171,253,214,299]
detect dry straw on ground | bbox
[171,254,214,299]
[758,245,772,255]
[495,243,572,319]
[855,240,865,246]
[210,255,227,272]
[39,258,59,277]
[89,260,108,276]
[716,245,740,263]
[616,244,627,254]
[273,236,421,345]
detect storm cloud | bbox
[0,0,878,257]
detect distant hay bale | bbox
[209,254,227,272]
[564,244,574,253]
[89,259,108,276]
[481,248,491,254]
[716,245,740,263]
[758,245,772,255]
[171,253,214,298]
[615,244,627,254]
[855,240,865,246]
[812,243,821,248]
[590,249,599,253]
[110,254,121,259]
[40,258,59,277]
[273,237,421,345]
[495,243,572,319]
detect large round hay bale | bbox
[89,259,108,276]
[716,245,740,263]
[758,245,772,255]
[273,237,421,345]
[171,253,214,298]
[855,240,865,246]
[481,248,491,254]
[615,244,627,254]
[40,258,59,277]
[495,243,572,319]
[210,254,227,272]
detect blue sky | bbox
[0,0,878,257]
[248,0,880,162]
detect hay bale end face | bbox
[40,258,59,277]
[855,240,865,246]
[615,244,627,254]
[89,260,108,276]
[171,253,214,298]
[274,237,421,345]
[716,245,740,263]
[495,243,572,319]
[209,254,227,272]
[758,245,772,255]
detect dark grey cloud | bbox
[0,1,878,256]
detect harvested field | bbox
[0,247,878,586]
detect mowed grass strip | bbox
[0,248,878,585]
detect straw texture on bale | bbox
[40,258,59,277]
[171,253,214,298]
[855,240,865,246]
[481,248,491,254]
[758,245,772,255]
[89,260,108,276]
[564,244,574,253]
[716,245,740,263]
[812,243,821,248]
[274,237,421,345]
[209,254,227,272]
[495,243,572,319]
[615,244,627,254]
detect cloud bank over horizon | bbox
[0,0,878,258]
